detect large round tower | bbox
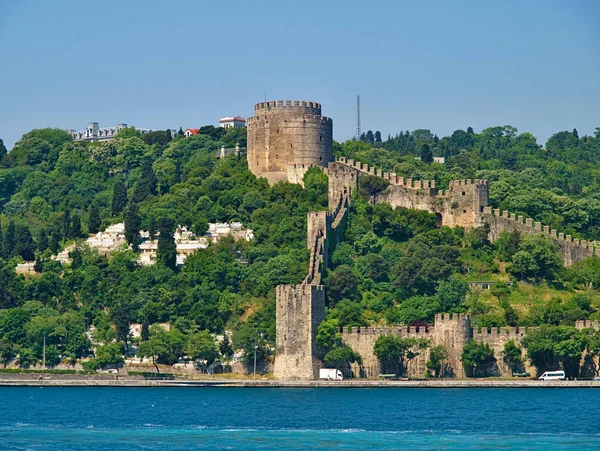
[247,100,333,185]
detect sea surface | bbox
[0,387,598,450]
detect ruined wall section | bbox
[483,208,599,266]
[274,285,325,379]
[247,101,333,185]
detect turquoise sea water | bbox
[0,387,598,450]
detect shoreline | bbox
[2,379,600,388]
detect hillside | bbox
[0,125,599,372]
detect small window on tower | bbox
[277,129,279,133]
[320,135,323,142]
[462,192,466,196]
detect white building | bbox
[219,116,246,129]
[68,122,177,142]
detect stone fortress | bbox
[246,100,600,380]
[247,100,333,185]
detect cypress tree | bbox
[147,216,157,240]
[421,144,433,164]
[0,138,6,160]
[37,229,49,252]
[69,214,82,238]
[62,210,71,238]
[124,203,141,251]
[112,181,128,217]
[88,204,101,234]
[157,217,177,270]
[132,161,157,203]
[14,224,36,261]
[49,231,60,254]
[177,127,184,136]
[4,222,15,258]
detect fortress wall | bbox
[483,209,598,266]
[274,284,325,380]
[576,320,600,330]
[274,191,349,380]
[341,326,433,378]
[431,313,471,378]
[248,101,333,184]
[328,161,359,209]
[286,163,325,186]
[472,326,535,376]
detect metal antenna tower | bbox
[356,95,361,140]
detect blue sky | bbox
[0,0,598,149]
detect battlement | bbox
[472,326,532,340]
[253,100,322,115]
[341,325,433,336]
[576,320,600,330]
[334,156,437,191]
[483,208,600,261]
[434,313,470,323]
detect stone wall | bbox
[274,284,325,380]
[483,208,599,266]
[273,190,349,380]
[247,100,333,185]
[332,157,597,266]
[472,326,535,376]
[341,325,433,378]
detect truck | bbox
[319,368,343,381]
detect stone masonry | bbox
[247,101,333,185]
[272,112,598,380]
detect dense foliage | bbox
[1,123,599,375]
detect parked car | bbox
[103,369,118,374]
[593,376,600,381]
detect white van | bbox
[538,371,565,381]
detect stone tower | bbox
[274,284,325,379]
[247,100,333,185]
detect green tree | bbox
[157,217,177,270]
[502,340,523,372]
[358,175,389,202]
[420,143,433,163]
[521,325,585,377]
[373,335,428,376]
[37,229,49,253]
[83,342,125,371]
[132,160,158,203]
[426,345,448,378]
[69,214,82,239]
[219,334,233,358]
[13,224,36,261]
[185,330,218,366]
[4,222,15,258]
[0,138,7,160]
[88,204,101,234]
[325,265,360,303]
[508,235,562,281]
[124,203,141,251]
[461,340,496,377]
[137,329,187,368]
[111,181,128,216]
[110,302,131,352]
